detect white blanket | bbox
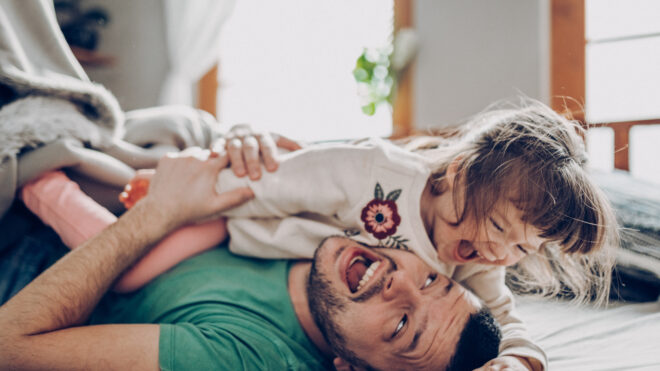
[518,297,660,370]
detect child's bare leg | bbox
[20,171,228,293]
[112,219,227,292]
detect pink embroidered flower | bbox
[361,199,401,239]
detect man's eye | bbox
[516,244,528,254]
[423,273,437,289]
[490,217,504,232]
[393,314,407,337]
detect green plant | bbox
[353,45,395,116]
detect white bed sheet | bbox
[517,297,660,370]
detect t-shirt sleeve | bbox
[456,265,548,370]
[159,323,292,371]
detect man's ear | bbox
[333,357,365,371]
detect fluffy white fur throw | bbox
[0,96,111,159]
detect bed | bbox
[518,296,660,370]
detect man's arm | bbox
[0,151,253,370]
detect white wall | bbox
[413,0,549,130]
[80,0,169,111]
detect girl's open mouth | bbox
[455,240,480,262]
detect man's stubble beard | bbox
[307,246,369,367]
[307,248,347,349]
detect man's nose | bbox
[382,270,420,302]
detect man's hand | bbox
[214,124,303,180]
[143,147,254,229]
[473,355,539,371]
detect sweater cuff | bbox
[499,345,548,371]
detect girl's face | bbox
[420,176,548,267]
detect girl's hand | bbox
[213,124,303,180]
[473,355,537,371]
[119,169,156,209]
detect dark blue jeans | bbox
[0,224,67,305]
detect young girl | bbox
[22,100,618,370]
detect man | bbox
[0,152,500,370]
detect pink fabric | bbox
[20,171,227,292]
[20,171,117,248]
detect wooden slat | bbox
[591,118,660,129]
[550,0,585,122]
[197,63,218,117]
[592,118,660,171]
[612,123,632,171]
[392,0,414,138]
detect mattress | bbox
[517,297,660,370]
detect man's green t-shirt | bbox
[90,245,330,370]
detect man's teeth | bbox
[356,261,381,292]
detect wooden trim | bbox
[392,0,414,138]
[611,123,632,171]
[591,118,660,171]
[591,118,660,128]
[550,0,585,122]
[197,63,218,117]
[551,2,660,171]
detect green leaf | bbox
[386,235,409,250]
[356,54,375,75]
[374,183,384,200]
[386,189,401,201]
[353,67,369,82]
[361,103,376,116]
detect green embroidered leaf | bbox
[385,235,409,250]
[386,189,402,201]
[374,183,384,200]
[344,229,360,237]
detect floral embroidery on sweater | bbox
[360,183,409,250]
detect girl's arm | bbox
[214,141,384,218]
[455,265,547,371]
[20,171,227,293]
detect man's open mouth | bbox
[343,249,382,294]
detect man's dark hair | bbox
[446,307,502,371]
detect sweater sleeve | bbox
[215,143,376,219]
[226,214,348,259]
[455,265,548,370]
